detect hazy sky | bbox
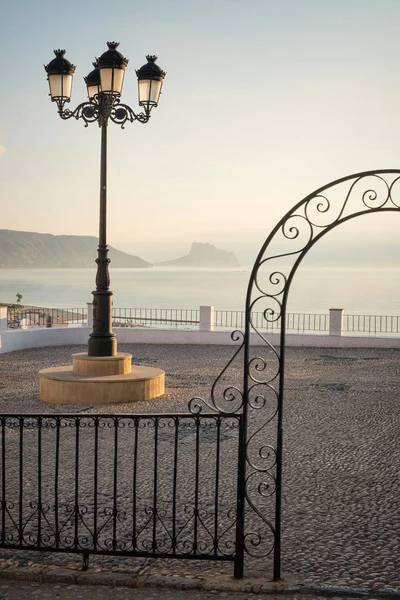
[2,0,400,263]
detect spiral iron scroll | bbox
[189,170,400,579]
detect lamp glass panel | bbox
[138,79,162,106]
[138,80,150,104]
[49,73,73,99]
[149,80,162,104]
[87,84,101,99]
[100,67,125,94]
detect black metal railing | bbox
[112,308,199,328]
[343,314,400,336]
[7,305,400,337]
[7,307,87,330]
[0,413,243,573]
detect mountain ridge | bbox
[0,230,151,268]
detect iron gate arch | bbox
[193,169,400,580]
[244,169,400,580]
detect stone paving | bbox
[0,582,245,600]
[0,582,366,600]
[0,343,399,595]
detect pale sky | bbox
[1,0,400,264]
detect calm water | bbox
[0,266,399,315]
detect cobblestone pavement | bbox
[0,343,399,593]
[0,582,253,599]
[0,581,266,599]
[0,584,369,600]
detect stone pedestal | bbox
[39,351,165,405]
[72,352,132,375]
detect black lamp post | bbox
[44,43,166,357]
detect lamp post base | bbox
[88,334,117,357]
[88,289,117,357]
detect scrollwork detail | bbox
[188,330,244,415]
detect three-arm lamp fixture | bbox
[44,43,166,357]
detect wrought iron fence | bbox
[343,314,400,336]
[6,305,400,337]
[7,307,87,330]
[112,308,199,329]
[214,310,330,333]
[0,413,243,574]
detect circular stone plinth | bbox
[72,352,132,376]
[39,365,165,405]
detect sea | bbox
[0,266,400,316]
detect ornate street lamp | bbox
[45,43,166,357]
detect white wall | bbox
[0,327,91,353]
[1,325,400,354]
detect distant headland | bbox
[157,242,240,268]
[0,230,240,269]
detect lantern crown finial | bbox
[136,55,166,81]
[97,42,129,69]
[44,49,75,76]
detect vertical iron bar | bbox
[112,417,118,551]
[74,417,79,550]
[193,416,200,554]
[19,417,23,545]
[55,417,60,548]
[152,417,159,552]
[37,417,42,547]
[1,417,5,544]
[234,414,245,579]
[94,416,99,551]
[132,418,138,551]
[214,416,221,556]
[172,417,179,554]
